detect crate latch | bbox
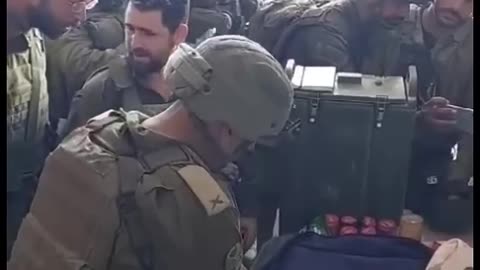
[375,95,388,128]
[309,93,320,124]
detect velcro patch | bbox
[178,165,232,216]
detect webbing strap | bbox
[121,86,144,112]
[116,156,153,270]
[114,120,192,270]
[26,33,44,142]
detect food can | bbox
[399,214,424,241]
[341,216,358,226]
[340,226,358,235]
[360,226,377,235]
[377,219,398,236]
[362,216,376,228]
[325,214,340,236]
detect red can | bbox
[377,219,397,236]
[362,216,376,228]
[340,226,358,235]
[325,214,340,236]
[360,226,377,235]
[341,216,358,226]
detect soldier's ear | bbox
[173,24,189,45]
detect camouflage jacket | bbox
[7,29,49,192]
[46,9,125,128]
[8,110,245,270]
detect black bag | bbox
[252,232,432,270]
[277,62,418,234]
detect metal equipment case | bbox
[278,62,418,234]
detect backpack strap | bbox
[116,156,154,270]
[121,86,144,112]
[114,113,192,270]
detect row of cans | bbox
[320,214,398,236]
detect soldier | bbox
[187,0,257,43]
[403,0,473,233]
[7,0,97,259]
[279,0,411,71]
[361,0,472,233]
[60,0,189,138]
[8,36,294,270]
[46,0,128,139]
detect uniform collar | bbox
[108,56,135,89]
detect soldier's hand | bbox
[240,217,257,252]
[418,97,458,133]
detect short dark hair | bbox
[130,0,190,33]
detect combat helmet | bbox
[164,35,294,141]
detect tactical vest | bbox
[8,110,240,270]
[7,28,49,192]
[92,57,173,116]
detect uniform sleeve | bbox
[54,26,123,102]
[128,167,244,270]
[282,25,355,72]
[60,74,115,139]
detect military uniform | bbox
[7,28,49,259]
[9,37,292,270]
[61,56,169,139]
[46,9,125,133]
[8,110,244,270]
[279,0,366,71]
[378,4,474,232]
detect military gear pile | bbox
[165,36,294,141]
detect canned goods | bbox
[360,226,377,235]
[340,226,358,235]
[399,214,424,241]
[325,214,340,236]
[341,216,358,226]
[377,219,398,236]
[310,216,328,236]
[362,216,376,228]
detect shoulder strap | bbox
[26,29,45,142]
[121,86,144,112]
[116,156,153,270]
[114,116,192,270]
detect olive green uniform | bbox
[366,4,473,228]
[7,28,49,259]
[60,56,168,139]
[279,0,366,71]
[46,9,125,132]
[8,110,245,270]
[62,55,259,220]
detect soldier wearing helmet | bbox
[8,36,293,270]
